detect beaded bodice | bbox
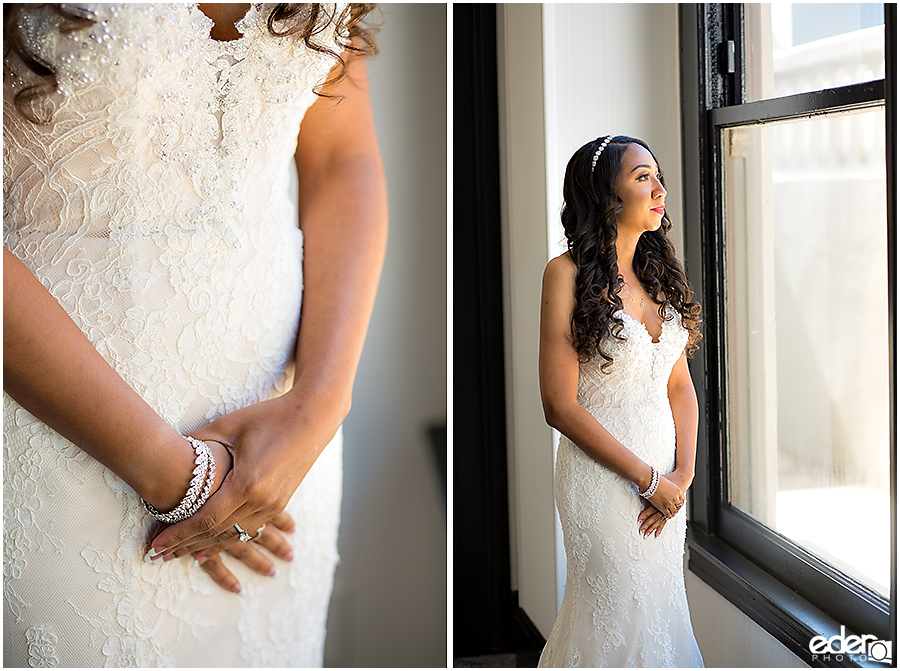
[573,306,689,472]
[4,3,346,248]
[578,307,688,413]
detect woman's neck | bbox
[615,231,640,277]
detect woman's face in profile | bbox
[614,143,667,236]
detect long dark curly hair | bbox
[4,3,378,124]
[563,135,702,370]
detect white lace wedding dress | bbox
[538,307,704,668]
[4,4,347,667]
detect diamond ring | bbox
[234,523,252,543]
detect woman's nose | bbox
[653,177,666,198]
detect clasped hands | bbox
[145,392,338,594]
[636,470,692,539]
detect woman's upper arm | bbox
[667,351,696,401]
[539,255,581,423]
[293,51,382,200]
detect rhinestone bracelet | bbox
[637,465,660,499]
[142,436,216,524]
[178,440,217,520]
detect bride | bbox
[537,135,704,667]
[4,3,386,667]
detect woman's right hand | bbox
[645,474,685,519]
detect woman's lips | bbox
[651,206,665,215]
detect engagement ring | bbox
[234,523,252,543]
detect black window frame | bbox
[680,4,897,667]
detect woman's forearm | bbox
[287,54,388,435]
[547,399,654,491]
[670,391,698,481]
[3,248,227,511]
[668,359,699,487]
[290,152,387,420]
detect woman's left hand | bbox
[147,387,344,559]
[637,501,668,538]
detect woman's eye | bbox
[637,174,649,181]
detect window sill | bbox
[687,526,889,669]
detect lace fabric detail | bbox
[538,307,704,668]
[25,625,59,668]
[4,4,345,667]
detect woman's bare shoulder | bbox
[542,253,578,315]
[544,252,576,285]
[544,252,575,280]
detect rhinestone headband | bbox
[591,135,613,172]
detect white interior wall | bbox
[686,569,808,668]
[323,4,447,667]
[496,3,557,636]
[542,3,685,262]
[499,4,811,665]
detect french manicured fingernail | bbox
[231,584,242,594]
[144,551,164,565]
[283,550,294,561]
[266,567,277,577]
[191,559,199,568]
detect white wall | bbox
[496,3,557,636]
[323,4,447,667]
[685,564,808,668]
[541,3,685,260]
[498,3,809,667]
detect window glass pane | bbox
[744,3,885,102]
[723,108,889,596]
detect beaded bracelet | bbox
[637,465,659,499]
[142,436,216,524]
